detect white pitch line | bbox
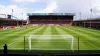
[8,41,17,46]
[8,27,44,47]
[86,41,100,49]
[72,27,100,36]
[63,27,100,44]
[76,27,100,33]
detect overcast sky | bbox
[0,0,100,20]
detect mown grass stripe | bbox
[0,26,100,51]
[8,26,44,49]
[68,27,100,42]
[67,26,100,49]
[54,26,73,50]
[31,26,52,50]
[62,26,100,50]
[11,26,47,49]
[59,26,83,50]
[54,26,69,35]
[25,26,45,37]
[33,26,47,35]
[73,26,100,33]
[0,26,39,48]
[70,26,100,36]
[43,26,51,35]
[0,26,37,40]
[51,26,59,35]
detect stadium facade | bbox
[28,13,75,26]
[0,14,27,30]
[73,18,100,28]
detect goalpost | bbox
[28,35,74,51]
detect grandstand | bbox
[73,18,100,29]
[0,14,27,30]
[28,13,75,26]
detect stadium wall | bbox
[0,18,27,30]
[29,15,74,26]
[73,19,100,29]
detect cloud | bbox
[11,0,58,19]
[0,0,57,20]
[33,1,57,13]
[12,0,49,3]
[92,6,100,13]
[12,0,36,3]
[53,0,100,20]
[8,0,100,20]
[0,5,28,20]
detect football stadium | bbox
[0,13,100,55]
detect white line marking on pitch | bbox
[8,41,17,46]
[86,41,100,49]
[8,27,44,47]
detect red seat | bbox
[0,28,3,30]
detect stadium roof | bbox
[74,18,100,21]
[0,14,27,22]
[27,13,75,16]
[0,18,27,22]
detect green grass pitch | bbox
[0,26,100,51]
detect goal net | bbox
[28,35,74,51]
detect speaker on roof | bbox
[7,15,11,19]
